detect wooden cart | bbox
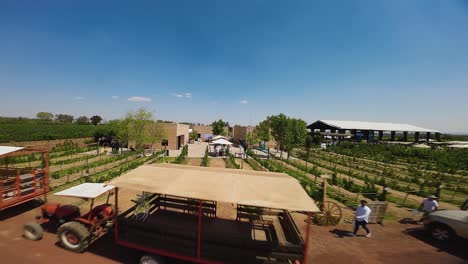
[111,164,320,264]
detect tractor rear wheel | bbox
[23,222,44,241]
[57,221,90,252]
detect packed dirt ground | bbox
[1,143,466,264]
[1,188,466,264]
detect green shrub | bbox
[201,147,209,167]
[173,145,188,164]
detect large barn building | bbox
[307,120,441,142]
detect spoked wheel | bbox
[133,192,151,222]
[314,201,342,226]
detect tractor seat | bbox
[82,204,113,221]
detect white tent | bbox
[211,138,233,145]
[212,135,225,140]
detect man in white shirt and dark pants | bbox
[351,200,372,237]
[419,195,439,222]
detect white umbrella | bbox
[212,135,225,140]
[211,139,233,145]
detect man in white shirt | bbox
[351,200,372,237]
[419,195,439,221]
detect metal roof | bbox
[54,183,115,199]
[309,120,440,133]
[0,146,25,157]
[111,163,320,212]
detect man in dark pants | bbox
[351,200,372,237]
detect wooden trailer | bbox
[111,164,320,264]
[0,146,49,211]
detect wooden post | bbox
[320,175,331,204]
[402,193,410,206]
[197,199,202,259]
[303,212,312,264]
[114,187,119,240]
[450,188,457,200]
[355,192,360,202]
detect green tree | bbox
[255,120,271,142]
[90,115,102,126]
[55,114,74,123]
[268,114,307,159]
[190,129,198,141]
[146,121,167,151]
[246,132,258,149]
[75,116,90,125]
[114,119,130,153]
[268,114,289,157]
[211,119,228,135]
[36,112,54,121]
[284,118,308,159]
[126,108,153,149]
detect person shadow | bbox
[399,218,419,224]
[329,229,359,238]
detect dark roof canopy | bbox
[308,120,440,133]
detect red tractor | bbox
[23,183,115,252]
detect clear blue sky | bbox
[1,1,468,133]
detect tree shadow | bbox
[403,227,468,261]
[0,199,43,221]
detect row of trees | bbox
[36,112,102,125]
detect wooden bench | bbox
[157,194,216,218]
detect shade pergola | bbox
[111,163,319,212]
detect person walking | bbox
[351,200,372,237]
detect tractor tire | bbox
[23,222,44,241]
[140,255,166,264]
[57,221,91,253]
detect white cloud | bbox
[172,92,192,99]
[111,96,119,100]
[128,96,152,102]
[240,99,248,104]
[74,96,85,100]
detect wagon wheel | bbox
[133,192,151,222]
[314,201,342,226]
